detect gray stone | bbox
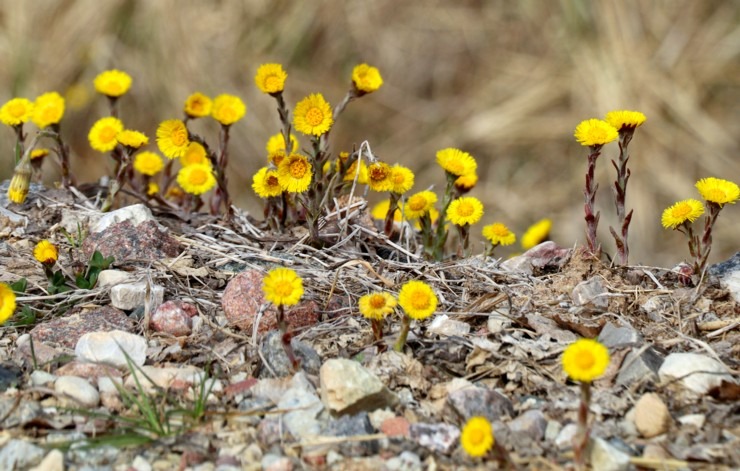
[322,412,378,456]
[525,313,577,343]
[30,370,57,387]
[0,204,28,237]
[90,203,159,233]
[616,346,664,386]
[259,330,321,378]
[320,359,398,415]
[277,386,324,440]
[55,375,100,407]
[0,439,45,470]
[110,282,165,311]
[30,306,134,349]
[598,322,643,349]
[427,315,470,337]
[384,451,422,471]
[75,330,147,368]
[588,437,631,471]
[501,241,571,275]
[555,423,578,450]
[447,385,514,422]
[0,362,22,391]
[572,277,609,310]
[261,454,293,471]
[408,422,460,454]
[0,398,43,428]
[508,409,548,441]
[658,352,735,394]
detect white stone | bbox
[320,358,398,414]
[124,365,205,394]
[131,455,152,471]
[555,423,578,450]
[30,370,57,387]
[97,269,134,287]
[719,270,740,303]
[29,449,64,471]
[0,439,45,470]
[278,387,324,439]
[658,352,735,394]
[97,376,123,394]
[427,314,471,337]
[55,376,100,407]
[75,330,147,369]
[110,282,164,310]
[588,437,631,471]
[90,203,158,233]
[487,315,510,334]
[678,413,706,428]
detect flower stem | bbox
[609,131,634,265]
[584,147,602,258]
[276,305,300,372]
[393,316,412,352]
[694,202,722,275]
[210,124,233,218]
[573,381,592,470]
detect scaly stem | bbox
[609,130,635,265]
[50,124,75,187]
[276,305,300,372]
[210,125,232,218]
[694,203,722,275]
[431,173,457,261]
[584,147,602,258]
[573,382,592,471]
[393,316,412,352]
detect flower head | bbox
[7,170,30,204]
[211,94,246,126]
[455,173,478,193]
[562,338,610,383]
[262,267,304,307]
[183,92,212,119]
[133,151,164,176]
[266,132,299,155]
[32,92,65,128]
[521,218,552,250]
[293,93,333,136]
[460,416,494,458]
[604,110,646,131]
[177,163,216,196]
[352,64,383,94]
[156,119,190,159]
[398,280,437,320]
[255,63,288,94]
[342,160,369,184]
[436,148,477,177]
[252,167,283,198]
[371,200,402,222]
[33,240,58,265]
[482,223,516,246]
[404,191,438,220]
[0,98,34,126]
[661,199,704,229]
[88,116,124,152]
[447,197,484,226]
[117,129,149,149]
[367,161,394,192]
[0,283,17,325]
[31,149,50,160]
[93,69,132,98]
[147,182,159,196]
[574,119,618,147]
[695,177,739,207]
[358,292,397,320]
[179,142,210,167]
[278,153,312,193]
[389,165,415,194]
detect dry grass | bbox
[0,0,737,266]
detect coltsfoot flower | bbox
[482,223,516,246]
[293,93,333,136]
[0,98,34,126]
[0,283,17,325]
[562,338,610,383]
[367,162,393,192]
[436,148,477,177]
[371,200,401,222]
[255,63,288,94]
[31,149,50,160]
[133,151,164,176]
[695,177,740,207]
[211,94,246,126]
[446,197,484,226]
[398,280,438,320]
[156,119,190,159]
[605,110,646,131]
[574,119,618,147]
[352,64,383,94]
[358,292,397,320]
[177,163,216,196]
[252,167,283,198]
[389,164,414,194]
[147,182,159,196]
[266,132,299,155]
[33,240,58,265]
[343,160,368,184]
[521,218,552,250]
[460,416,494,458]
[454,173,478,193]
[179,142,210,167]
[117,130,149,149]
[32,92,65,128]
[184,92,212,118]
[88,116,124,152]
[661,199,704,229]
[262,267,303,307]
[277,153,312,193]
[94,69,132,98]
[404,191,438,220]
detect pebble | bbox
[30,370,57,387]
[588,437,631,471]
[486,315,511,334]
[408,422,460,454]
[380,416,411,437]
[150,300,197,336]
[572,277,609,310]
[55,375,100,407]
[322,412,378,456]
[427,314,470,337]
[678,413,706,429]
[447,384,514,421]
[75,330,147,368]
[598,322,642,348]
[29,305,134,349]
[500,241,571,275]
[259,330,321,377]
[508,409,548,441]
[110,282,165,311]
[262,454,293,471]
[124,365,205,393]
[555,423,578,450]
[320,358,398,415]
[0,362,22,391]
[658,352,735,394]
[0,439,45,470]
[29,449,64,471]
[633,393,671,438]
[277,386,324,439]
[96,269,134,287]
[384,451,422,471]
[615,346,664,386]
[708,251,740,303]
[54,361,123,380]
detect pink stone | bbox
[221,269,319,333]
[381,416,411,437]
[150,300,196,337]
[224,378,258,397]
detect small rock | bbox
[572,277,609,310]
[0,397,43,428]
[90,203,158,233]
[97,269,134,287]
[641,295,672,322]
[30,305,134,349]
[642,444,672,461]
[0,362,22,391]
[501,241,571,275]
[525,313,577,343]
[368,408,395,430]
[261,454,293,471]
[30,370,57,387]
[54,361,123,380]
[384,451,422,471]
[380,416,411,437]
[29,449,64,471]
[658,352,735,394]
[447,384,514,422]
[545,420,562,442]
[677,413,706,429]
[487,315,511,334]
[708,252,740,303]
[150,300,196,336]
[131,455,153,471]
[75,330,147,368]
[588,437,631,471]
[408,422,460,454]
[555,423,578,450]
[0,204,28,237]
[55,376,100,407]
[322,412,378,456]
[278,387,324,440]
[259,330,321,377]
[508,409,548,441]
[616,346,664,386]
[0,439,45,470]
[110,282,165,311]
[124,365,205,393]
[598,322,642,349]
[633,393,671,438]
[15,334,65,365]
[427,315,470,337]
[320,358,398,415]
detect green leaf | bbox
[10,278,27,293]
[8,306,36,326]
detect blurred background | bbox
[1,0,737,266]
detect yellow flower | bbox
[293,93,333,136]
[352,64,383,94]
[156,119,190,159]
[455,173,478,192]
[179,142,210,168]
[177,163,216,196]
[574,119,618,147]
[184,92,212,118]
[358,292,397,320]
[661,199,704,229]
[133,151,164,176]
[446,197,484,226]
[0,283,17,325]
[371,200,402,222]
[266,132,299,155]
[88,116,124,152]
[695,177,740,207]
[31,149,50,160]
[404,191,437,220]
[343,160,369,184]
[147,182,159,196]
[255,63,288,94]
[521,218,552,250]
[7,169,30,204]
[436,148,477,177]
[117,129,149,149]
[33,240,58,265]
[252,167,283,198]
[482,223,516,246]
[93,69,132,98]
[389,165,414,194]
[278,153,312,193]
[398,280,438,320]
[211,94,246,126]
[367,162,394,192]
[32,92,65,128]
[0,98,34,126]
[604,110,646,131]
[262,267,304,307]
[562,338,610,383]
[460,416,494,458]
